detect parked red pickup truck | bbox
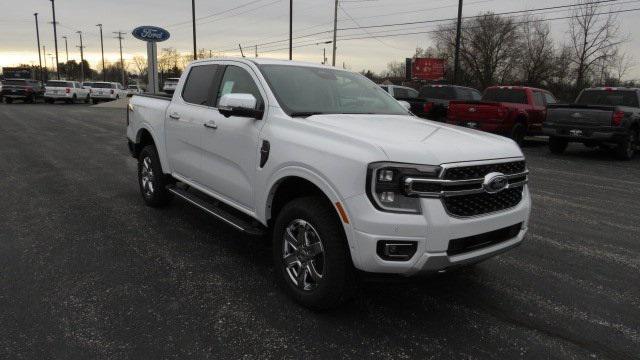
[446,86,558,144]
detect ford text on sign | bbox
[132,26,170,42]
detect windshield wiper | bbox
[289,111,326,118]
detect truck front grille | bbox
[443,160,526,180]
[443,187,524,217]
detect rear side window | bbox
[576,90,639,107]
[533,92,545,106]
[419,86,456,100]
[544,93,557,104]
[216,65,263,109]
[379,85,389,93]
[457,88,482,101]
[47,81,73,87]
[483,89,528,104]
[395,87,419,99]
[182,65,220,106]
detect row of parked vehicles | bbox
[381,84,640,160]
[0,79,144,104]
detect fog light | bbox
[376,241,417,261]
[379,191,395,203]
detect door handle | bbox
[204,121,218,129]
[169,113,180,120]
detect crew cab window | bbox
[419,86,456,100]
[379,85,389,93]
[576,90,639,107]
[395,87,419,99]
[47,81,74,87]
[216,65,263,109]
[544,93,557,104]
[458,88,482,101]
[483,88,528,104]
[533,92,545,106]
[182,64,220,106]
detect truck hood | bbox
[305,114,523,165]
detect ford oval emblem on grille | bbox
[571,112,583,119]
[483,172,509,194]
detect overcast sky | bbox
[1,0,639,78]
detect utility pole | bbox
[255,45,258,58]
[238,44,245,58]
[209,49,213,58]
[323,48,326,65]
[453,0,463,84]
[77,31,85,82]
[97,24,105,81]
[62,36,69,63]
[192,0,197,60]
[34,13,43,82]
[114,31,126,85]
[289,0,293,60]
[50,0,60,79]
[43,45,47,73]
[331,0,338,66]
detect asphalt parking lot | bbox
[1,103,638,359]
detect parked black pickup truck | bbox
[543,87,640,160]
[1,78,45,103]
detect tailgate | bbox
[449,101,502,121]
[546,105,614,127]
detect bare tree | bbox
[433,13,520,89]
[569,0,622,90]
[612,51,636,84]
[519,17,555,86]
[383,61,405,78]
[132,55,147,76]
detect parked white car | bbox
[127,84,144,97]
[90,82,127,104]
[127,58,530,309]
[44,80,90,104]
[162,78,179,94]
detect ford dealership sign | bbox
[132,26,170,42]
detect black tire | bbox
[511,122,526,145]
[138,145,172,207]
[549,136,568,154]
[5,98,13,104]
[92,99,98,105]
[45,98,55,104]
[84,95,90,104]
[24,95,34,104]
[615,129,638,160]
[272,196,356,310]
[72,94,77,104]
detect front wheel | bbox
[85,94,90,104]
[272,197,356,310]
[615,129,638,160]
[511,123,526,145]
[138,145,172,207]
[5,97,13,104]
[549,137,568,154]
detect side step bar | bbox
[167,186,266,236]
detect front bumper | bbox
[543,124,627,143]
[344,186,531,275]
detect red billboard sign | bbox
[411,58,446,81]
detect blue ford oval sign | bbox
[132,26,170,42]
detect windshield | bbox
[83,82,93,87]
[165,79,179,84]
[259,65,408,116]
[483,88,528,104]
[92,82,113,89]
[127,85,138,89]
[47,81,73,87]
[576,90,639,107]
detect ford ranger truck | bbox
[447,86,557,144]
[544,87,640,160]
[126,58,531,309]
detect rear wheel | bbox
[5,98,13,104]
[84,94,90,104]
[138,145,172,207]
[549,137,568,154]
[272,197,356,310]
[615,129,638,160]
[511,123,526,145]
[92,99,98,105]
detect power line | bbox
[166,0,270,28]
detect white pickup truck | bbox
[127,58,531,309]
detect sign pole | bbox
[147,42,159,94]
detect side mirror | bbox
[398,100,411,111]
[218,93,263,119]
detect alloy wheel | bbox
[140,156,155,197]
[283,219,325,291]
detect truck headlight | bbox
[367,162,441,214]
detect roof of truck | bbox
[190,57,334,70]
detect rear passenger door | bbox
[198,63,267,212]
[530,91,547,131]
[165,64,222,181]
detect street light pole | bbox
[50,0,60,79]
[97,24,106,81]
[43,45,47,71]
[289,0,293,60]
[453,0,463,84]
[62,36,69,63]
[77,31,85,82]
[192,0,197,60]
[34,13,43,81]
[331,0,338,66]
